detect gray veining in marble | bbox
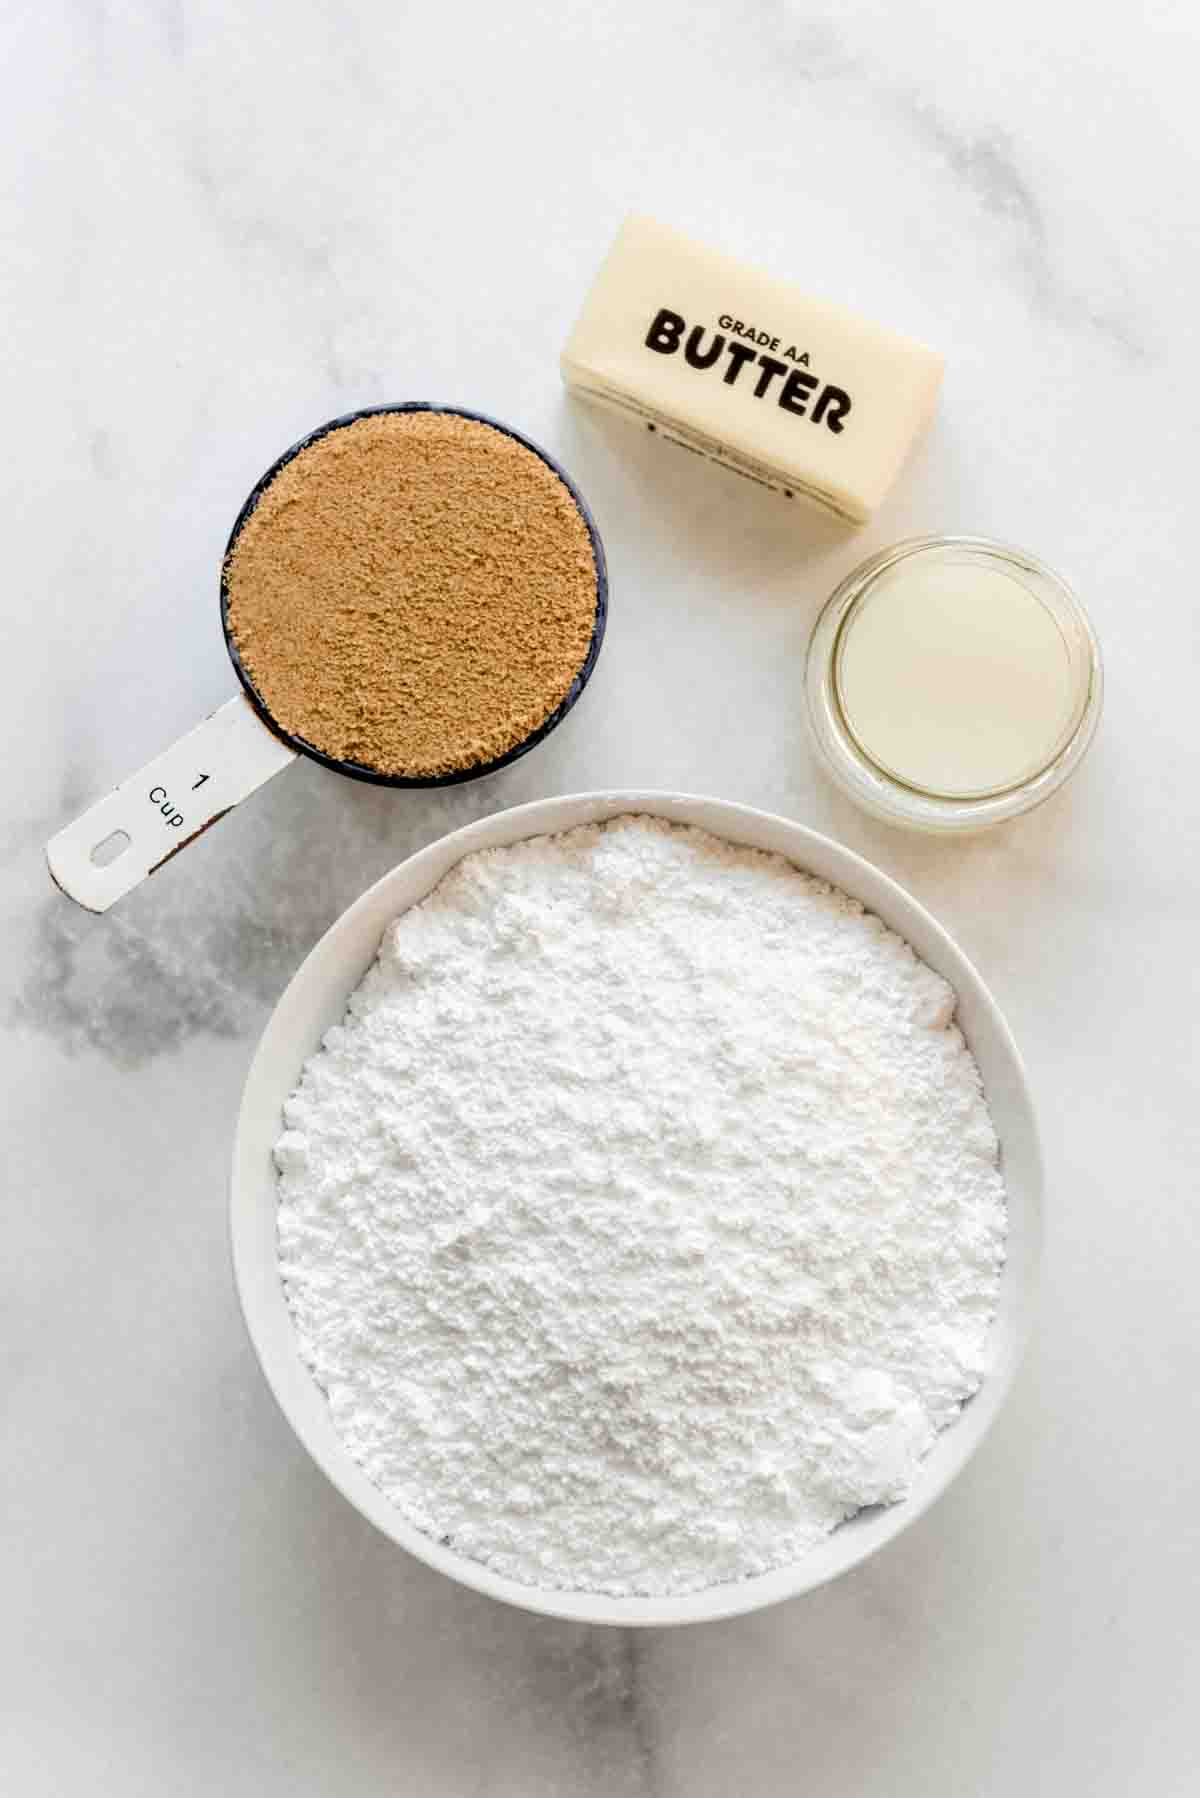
[897,97,1148,359]
[3,1,1200,1794]
[778,13,1147,358]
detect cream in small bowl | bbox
[806,536,1102,831]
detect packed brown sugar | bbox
[224,411,598,778]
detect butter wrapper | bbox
[562,215,944,525]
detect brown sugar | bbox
[223,410,599,778]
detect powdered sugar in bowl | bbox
[231,792,1042,1626]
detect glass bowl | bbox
[805,536,1103,832]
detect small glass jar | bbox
[805,535,1103,832]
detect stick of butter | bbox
[562,215,944,525]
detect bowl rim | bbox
[230,790,1042,1626]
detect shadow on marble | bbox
[556,399,851,598]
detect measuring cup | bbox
[46,404,609,913]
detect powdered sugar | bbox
[275,816,1007,1597]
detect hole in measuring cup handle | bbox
[90,829,131,868]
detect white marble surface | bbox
[4,1,1199,1791]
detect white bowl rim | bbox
[230,790,1042,1627]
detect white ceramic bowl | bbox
[231,792,1042,1627]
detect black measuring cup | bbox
[47,404,608,912]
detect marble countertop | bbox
[4,2,1199,1792]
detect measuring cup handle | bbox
[46,694,298,913]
